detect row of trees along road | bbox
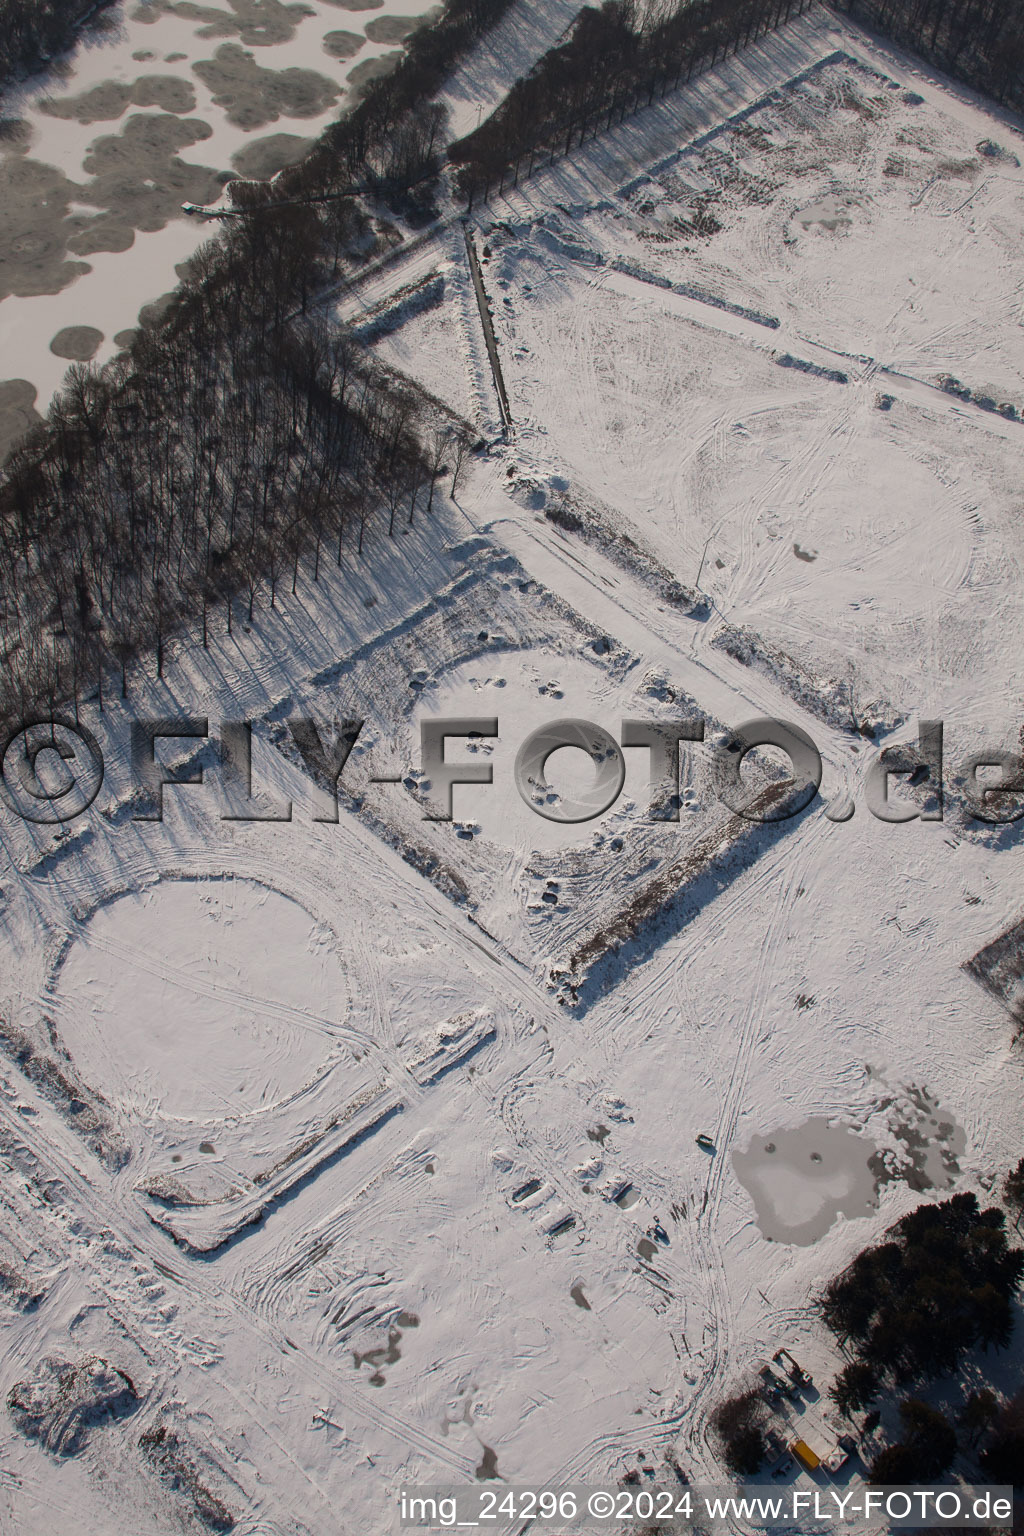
[0,0,514,728]
[448,0,814,206]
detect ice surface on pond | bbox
[732,1118,879,1245]
[0,0,432,410]
[793,194,856,231]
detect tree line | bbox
[269,0,514,216]
[0,0,116,98]
[0,205,470,722]
[712,1184,1024,1482]
[831,0,1024,113]
[823,1187,1024,1488]
[0,0,511,727]
[447,0,813,206]
[861,1389,1024,1486]
[822,1192,1022,1388]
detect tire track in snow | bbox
[681,833,817,1474]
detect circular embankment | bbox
[51,875,349,1123]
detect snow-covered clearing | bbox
[1,5,1023,1532]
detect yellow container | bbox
[791,1439,820,1472]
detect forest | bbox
[0,0,116,95]
[0,0,512,731]
[823,1190,1024,1486]
[713,1188,1024,1480]
[832,0,1024,114]
[447,0,813,205]
[820,1193,1022,1382]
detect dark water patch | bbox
[570,1283,590,1310]
[0,156,89,299]
[40,75,197,124]
[353,1328,401,1369]
[66,213,136,258]
[869,1083,965,1193]
[0,157,91,301]
[351,1310,419,1386]
[475,1445,499,1480]
[193,44,340,129]
[346,50,401,95]
[125,74,199,112]
[364,13,417,41]
[733,1118,878,1245]
[0,379,42,459]
[50,326,104,360]
[80,113,222,234]
[322,27,363,58]
[135,0,314,46]
[230,130,316,177]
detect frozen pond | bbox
[733,1117,879,1245]
[0,0,433,440]
[793,192,856,231]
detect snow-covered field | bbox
[2,5,1024,1533]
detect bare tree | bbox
[450,434,470,498]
